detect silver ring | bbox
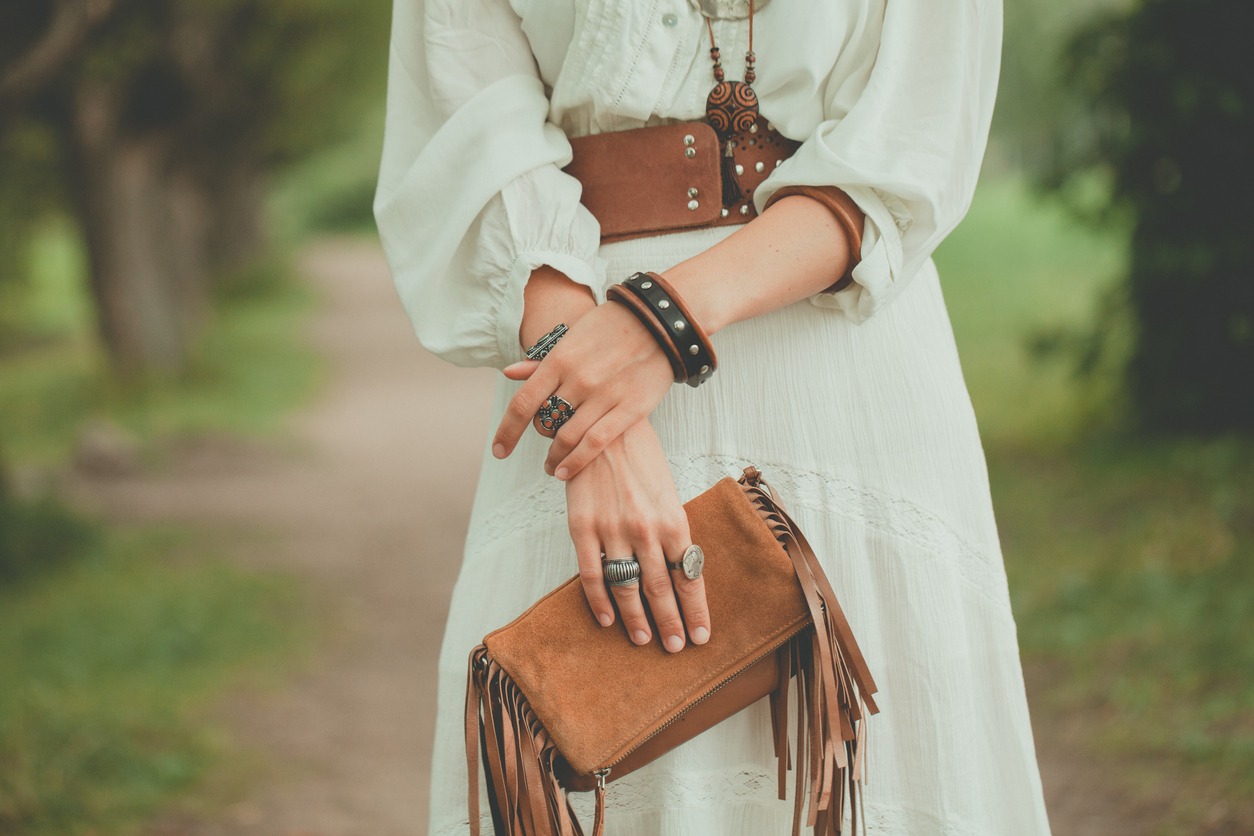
[666,544,705,580]
[524,322,568,361]
[602,557,641,588]
[534,394,576,437]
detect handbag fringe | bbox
[747,473,879,836]
[465,471,879,836]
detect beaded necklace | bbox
[703,2,759,140]
[697,0,766,207]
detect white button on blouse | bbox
[375,0,1002,369]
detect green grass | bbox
[0,526,311,835]
[939,176,1254,831]
[0,223,320,467]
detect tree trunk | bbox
[203,165,268,280]
[67,82,214,376]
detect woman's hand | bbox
[565,419,710,652]
[493,300,674,480]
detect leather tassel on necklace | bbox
[704,0,759,207]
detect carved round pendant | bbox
[705,80,760,138]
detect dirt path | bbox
[70,238,1153,834]
[73,238,495,834]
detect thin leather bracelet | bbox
[605,285,687,382]
[619,272,717,388]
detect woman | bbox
[375,0,1052,833]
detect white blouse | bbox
[374,0,1002,369]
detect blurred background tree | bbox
[1051,0,1253,432]
[0,0,388,376]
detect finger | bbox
[543,396,610,476]
[636,540,687,653]
[553,406,638,481]
[571,526,615,629]
[492,364,561,458]
[602,540,651,646]
[502,359,540,381]
[662,518,711,645]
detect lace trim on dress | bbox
[468,453,1008,611]
[669,453,1013,613]
[467,454,1012,614]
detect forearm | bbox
[661,195,857,335]
[519,265,597,350]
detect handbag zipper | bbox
[592,620,809,776]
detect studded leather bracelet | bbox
[606,272,717,388]
[606,285,688,381]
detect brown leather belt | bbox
[563,121,801,243]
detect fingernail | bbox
[555,467,569,480]
[665,635,684,653]
[692,626,710,645]
[492,443,506,459]
[544,462,555,476]
[503,362,523,373]
[597,612,612,627]
[632,630,649,645]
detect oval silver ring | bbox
[666,544,705,580]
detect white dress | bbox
[375,1,1052,833]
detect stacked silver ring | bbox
[602,557,642,588]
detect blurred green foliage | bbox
[1049,0,1254,431]
[271,101,387,239]
[0,494,98,585]
[993,0,1124,169]
[0,0,392,371]
[0,526,312,834]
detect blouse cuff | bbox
[756,157,914,325]
[808,185,912,323]
[483,165,606,366]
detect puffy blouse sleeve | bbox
[374,0,603,369]
[755,0,1002,323]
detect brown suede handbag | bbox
[465,466,879,836]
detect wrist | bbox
[657,260,736,335]
[520,265,596,350]
[656,192,858,333]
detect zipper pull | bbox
[592,768,610,836]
